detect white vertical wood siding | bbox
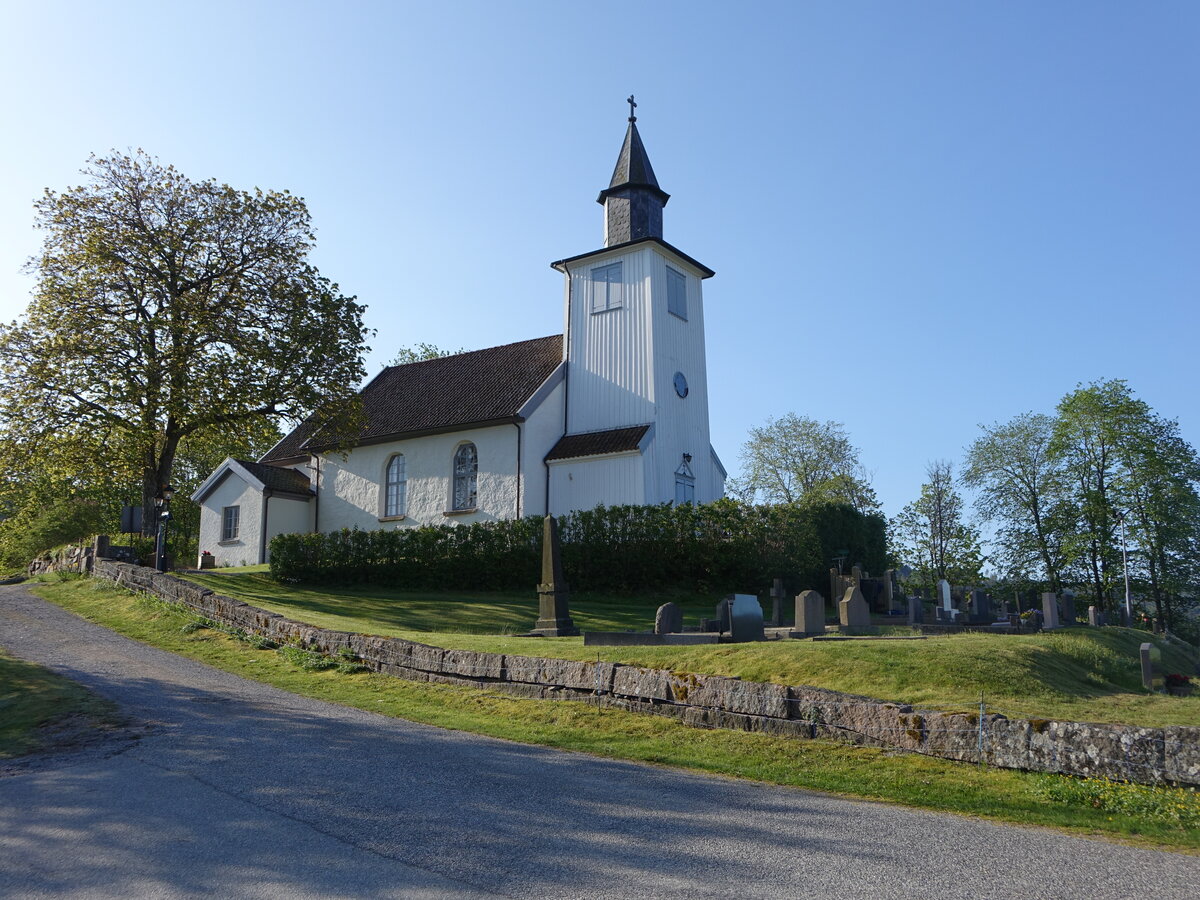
[547,453,645,517]
[647,249,720,503]
[565,243,722,505]
[566,247,656,434]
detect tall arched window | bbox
[384,454,406,517]
[452,443,477,511]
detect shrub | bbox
[268,499,887,596]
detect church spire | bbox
[597,96,670,247]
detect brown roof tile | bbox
[235,460,312,495]
[545,424,650,462]
[263,335,563,461]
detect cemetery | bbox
[27,522,1194,791]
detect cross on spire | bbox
[627,94,637,123]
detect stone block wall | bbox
[91,559,1200,787]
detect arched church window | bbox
[384,454,406,518]
[453,443,478,511]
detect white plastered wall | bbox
[198,473,263,567]
[316,423,520,530]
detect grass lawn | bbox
[184,567,1200,728]
[31,575,1200,852]
[0,648,122,758]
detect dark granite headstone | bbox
[1061,590,1076,625]
[654,602,683,635]
[969,589,991,624]
[770,578,785,627]
[727,594,765,642]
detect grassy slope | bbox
[185,569,1200,728]
[0,648,122,758]
[31,576,1200,852]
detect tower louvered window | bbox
[590,262,623,313]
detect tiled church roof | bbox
[262,335,563,462]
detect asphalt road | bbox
[2,584,1197,899]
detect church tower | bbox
[546,98,726,512]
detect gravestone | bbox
[1140,642,1163,692]
[712,598,732,633]
[531,515,579,636]
[1061,590,1076,625]
[907,595,923,625]
[654,602,683,635]
[727,594,765,642]
[839,586,871,634]
[1088,605,1104,627]
[1041,592,1060,630]
[937,579,953,615]
[794,590,825,636]
[969,589,991,624]
[770,578,785,627]
[883,569,897,612]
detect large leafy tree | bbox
[963,413,1073,594]
[1050,380,1151,613]
[731,413,879,513]
[890,460,985,597]
[0,151,369,528]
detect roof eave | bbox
[551,236,714,278]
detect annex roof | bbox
[190,457,313,503]
[545,424,652,462]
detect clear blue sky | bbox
[1,1,1196,522]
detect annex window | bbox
[590,262,623,313]
[666,266,687,320]
[221,505,240,541]
[452,443,478,511]
[384,454,407,518]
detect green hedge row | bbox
[268,499,888,596]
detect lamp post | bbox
[1116,510,1132,627]
[154,484,175,572]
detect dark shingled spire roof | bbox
[597,121,670,207]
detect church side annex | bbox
[193,100,727,566]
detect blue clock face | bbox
[673,371,689,398]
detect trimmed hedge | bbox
[268,499,888,596]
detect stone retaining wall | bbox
[93,559,1200,787]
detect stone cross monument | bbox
[532,515,579,637]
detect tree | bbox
[890,460,985,597]
[387,342,465,366]
[1050,380,1145,613]
[963,413,1073,594]
[0,151,369,529]
[1111,407,1200,630]
[731,413,879,513]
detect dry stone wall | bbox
[92,559,1200,787]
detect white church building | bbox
[193,105,726,566]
